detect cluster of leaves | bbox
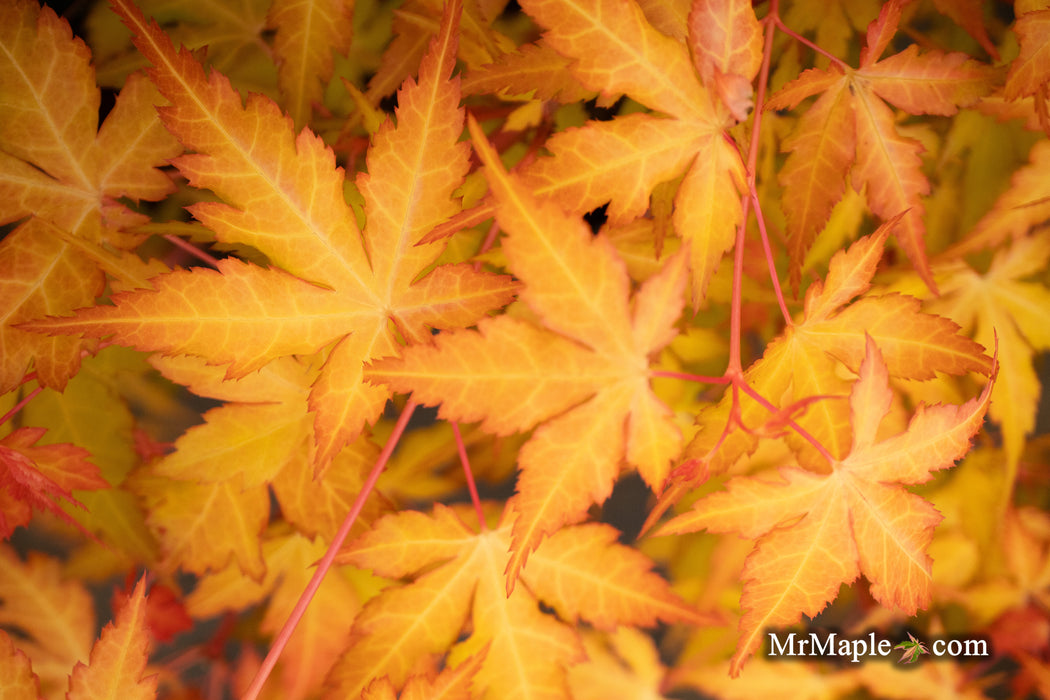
[0,0,1048,697]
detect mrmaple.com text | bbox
[767,631,991,664]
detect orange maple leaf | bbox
[22,0,517,473]
[188,526,374,699]
[68,577,156,700]
[0,0,180,392]
[368,115,687,589]
[1004,6,1050,134]
[0,630,39,700]
[328,504,702,698]
[676,222,991,483]
[767,0,996,291]
[0,544,96,693]
[131,353,386,578]
[657,335,995,676]
[444,0,758,304]
[361,650,487,700]
[0,426,108,540]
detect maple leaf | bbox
[0,0,180,392]
[0,629,40,700]
[920,231,1050,475]
[22,0,517,473]
[567,628,672,700]
[1004,6,1050,133]
[450,0,757,304]
[267,0,354,130]
[893,631,929,664]
[363,0,509,112]
[656,334,995,676]
[67,577,156,700]
[963,138,1050,253]
[461,40,596,104]
[0,426,108,540]
[86,0,275,93]
[369,115,687,588]
[780,0,880,65]
[0,544,95,693]
[767,0,996,291]
[328,504,701,699]
[129,353,387,578]
[361,650,486,700]
[675,223,991,482]
[188,525,379,699]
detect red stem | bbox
[163,234,222,268]
[242,400,419,700]
[750,189,793,326]
[0,387,43,427]
[728,0,780,375]
[451,422,487,531]
[737,383,836,464]
[773,16,851,70]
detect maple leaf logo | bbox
[894,632,929,664]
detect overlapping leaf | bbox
[188,526,379,699]
[455,0,757,304]
[768,0,995,290]
[658,335,995,675]
[0,427,108,540]
[1004,6,1050,109]
[68,577,155,700]
[23,0,517,473]
[329,505,701,699]
[132,354,386,578]
[0,630,39,700]
[268,0,354,129]
[0,0,180,392]
[369,116,687,587]
[0,544,95,693]
[679,224,992,479]
[923,231,1050,475]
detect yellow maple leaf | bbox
[267,0,354,130]
[677,223,991,483]
[767,0,996,291]
[23,0,517,474]
[0,544,95,693]
[361,650,486,700]
[68,577,156,700]
[657,335,995,676]
[921,230,1050,489]
[450,0,755,304]
[329,504,701,699]
[188,526,380,700]
[0,0,180,392]
[0,630,40,700]
[369,115,687,588]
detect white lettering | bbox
[768,632,796,656]
[811,632,835,655]
[963,639,989,656]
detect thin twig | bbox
[242,400,419,700]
